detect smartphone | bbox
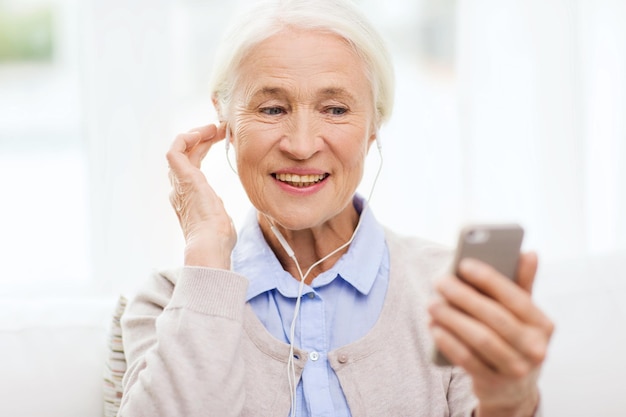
[432,223,525,367]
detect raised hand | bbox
[166,124,236,269]
[429,252,554,417]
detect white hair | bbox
[209,0,395,128]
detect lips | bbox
[272,172,329,188]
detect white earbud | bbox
[224,126,238,175]
[225,127,231,152]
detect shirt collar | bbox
[232,194,386,301]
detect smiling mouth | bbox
[272,173,329,188]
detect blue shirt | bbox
[232,195,389,417]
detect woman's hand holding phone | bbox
[429,225,555,416]
[166,124,236,269]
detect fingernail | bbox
[434,278,445,293]
[430,325,444,339]
[459,258,480,275]
[427,300,437,315]
[427,298,444,315]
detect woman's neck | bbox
[259,206,360,285]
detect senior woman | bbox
[118,0,553,416]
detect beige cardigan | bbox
[118,230,478,416]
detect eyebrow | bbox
[249,86,357,102]
[251,87,286,99]
[319,87,356,102]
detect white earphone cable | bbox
[225,128,238,175]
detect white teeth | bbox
[275,173,327,187]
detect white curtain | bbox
[453,0,626,261]
[358,0,626,263]
[80,0,250,295]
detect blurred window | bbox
[0,0,90,296]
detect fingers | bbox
[429,257,555,376]
[166,125,217,217]
[167,124,225,171]
[187,123,218,137]
[456,258,551,330]
[516,251,538,294]
[187,123,227,139]
[164,124,236,268]
[430,323,499,377]
[430,253,551,415]
[430,288,551,374]
[430,298,529,376]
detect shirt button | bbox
[338,354,348,364]
[309,351,320,361]
[307,292,315,299]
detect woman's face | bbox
[230,28,377,231]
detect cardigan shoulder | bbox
[383,227,454,293]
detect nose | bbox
[279,110,322,160]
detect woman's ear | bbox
[367,131,381,151]
[212,95,224,122]
[217,122,228,140]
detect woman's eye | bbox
[327,107,348,116]
[261,107,284,116]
